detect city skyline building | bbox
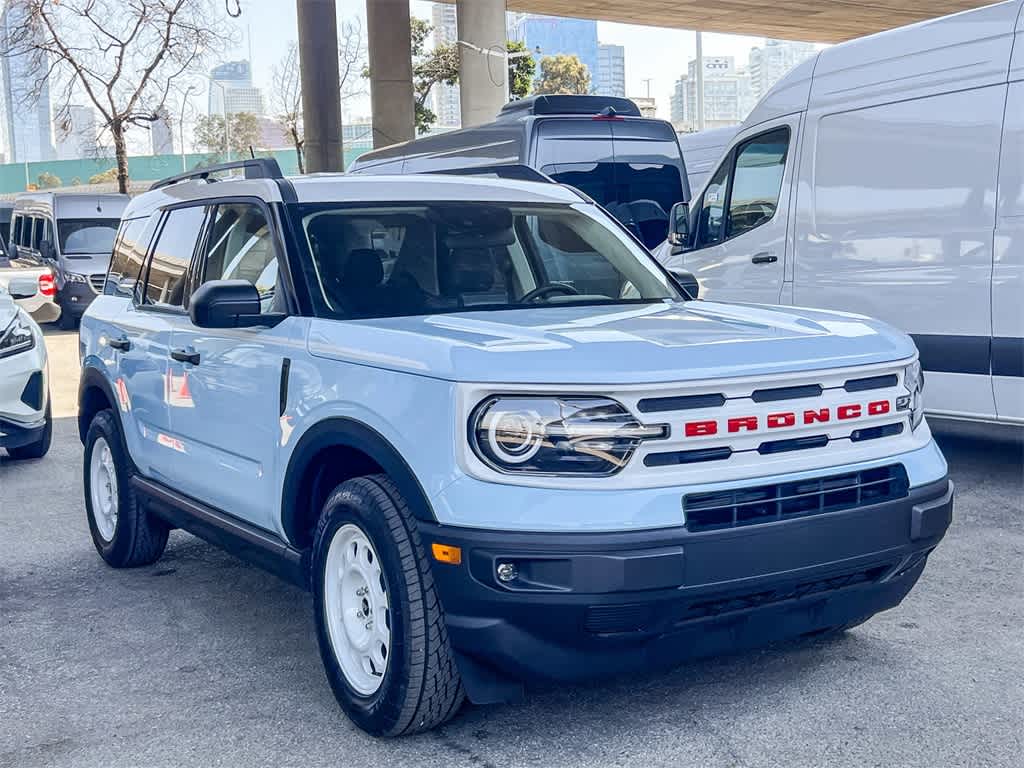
[0,2,55,163]
[208,60,265,117]
[596,43,625,97]
[748,38,816,98]
[55,104,97,161]
[515,14,599,92]
[150,107,174,155]
[431,2,461,129]
[671,56,755,132]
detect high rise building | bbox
[431,3,461,129]
[55,105,97,160]
[150,107,174,155]
[748,39,816,99]
[517,15,598,93]
[671,56,755,133]
[595,43,625,97]
[0,2,55,163]
[208,60,265,116]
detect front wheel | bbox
[312,475,464,737]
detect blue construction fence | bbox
[0,146,372,195]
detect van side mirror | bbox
[669,268,699,299]
[39,239,55,261]
[668,202,690,252]
[189,279,283,329]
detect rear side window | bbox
[197,203,279,313]
[106,216,156,298]
[142,206,206,309]
[30,217,44,250]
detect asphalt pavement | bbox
[1,328,1022,768]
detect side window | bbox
[142,206,206,309]
[30,217,43,250]
[197,202,279,313]
[726,127,789,239]
[106,216,155,298]
[695,158,730,248]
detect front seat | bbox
[338,248,387,316]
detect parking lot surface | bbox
[1,328,1022,768]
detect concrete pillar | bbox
[366,0,415,148]
[297,0,344,172]
[456,0,507,128]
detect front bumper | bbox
[58,279,97,317]
[420,477,953,702]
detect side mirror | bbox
[669,268,699,300]
[39,239,55,261]
[668,202,690,251]
[6,276,38,300]
[189,279,282,328]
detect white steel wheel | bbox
[323,523,391,695]
[89,435,119,542]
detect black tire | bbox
[56,298,77,330]
[312,474,464,737]
[84,409,168,567]
[6,402,52,460]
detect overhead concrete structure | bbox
[297,0,343,172]
[435,0,996,43]
[456,0,508,128]
[366,0,415,148]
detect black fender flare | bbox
[77,365,121,444]
[280,417,438,547]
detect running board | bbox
[132,475,307,589]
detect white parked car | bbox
[657,0,1024,426]
[0,276,51,459]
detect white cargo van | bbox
[658,0,1024,425]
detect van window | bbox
[11,215,22,247]
[198,203,279,313]
[106,216,155,298]
[695,158,730,248]
[142,206,206,309]
[59,218,120,256]
[30,217,43,250]
[726,127,789,239]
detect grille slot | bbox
[637,393,725,413]
[751,384,822,402]
[844,374,898,392]
[645,446,732,467]
[683,464,908,532]
[89,274,105,292]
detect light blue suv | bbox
[78,159,952,737]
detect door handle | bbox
[751,252,778,264]
[170,348,200,365]
[107,336,131,352]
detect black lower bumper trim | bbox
[0,417,47,449]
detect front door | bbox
[167,200,292,531]
[677,120,796,304]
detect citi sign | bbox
[683,400,891,438]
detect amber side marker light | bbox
[431,543,462,565]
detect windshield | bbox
[295,202,679,320]
[540,161,684,248]
[58,218,119,255]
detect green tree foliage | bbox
[506,40,535,100]
[534,54,590,95]
[194,112,263,158]
[36,171,62,189]
[410,17,458,134]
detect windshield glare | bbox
[58,219,119,255]
[297,202,679,320]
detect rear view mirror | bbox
[668,202,690,252]
[669,268,699,300]
[190,279,283,329]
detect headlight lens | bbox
[0,313,35,358]
[65,272,88,284]
[897,360,925,429]
[470,396,667,476]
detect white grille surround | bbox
[455,357,930,491]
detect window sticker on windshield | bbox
[707,191,720,203]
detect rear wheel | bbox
[56,297,77,330]
[312,475,464,737]
[6,402,51,460]
[84,409,168,567]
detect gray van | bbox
[9,192,128,328]
[0,202,12,263]
[348,95,690,249]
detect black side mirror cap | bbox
[669,268,699,300]
[189,279,284,328]
[668,201,690,252]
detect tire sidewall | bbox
[312,482,418,735]
[83,411,134,564]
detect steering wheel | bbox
[518,282,580,304]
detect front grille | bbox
[683,464,909,532]
[89,274,105,292]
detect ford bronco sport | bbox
[78,159,952,737]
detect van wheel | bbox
[84,409,168,567]
[312,475,464,737]
[56,300,77,330]
[6,402,51,459]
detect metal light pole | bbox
[695,31,705,131]
[178,85,197,172]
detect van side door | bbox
[676,119,797,305]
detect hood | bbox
[307,301,917,385]
[61,253,109,275]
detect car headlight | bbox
[470,396,667,476]
[896,360,925,429]
[0,313,35,358]
[65,272,88,284]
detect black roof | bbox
[497,95,642,120]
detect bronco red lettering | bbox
[868,400,890,415]
[803,408,830,424]
[685,420,718,437]
[838,404,862,419]
[727,416,759,433]
[767,412,796,428]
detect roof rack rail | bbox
[150,157,283,191]
[430,164,554,184]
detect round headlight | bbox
[487,409,544,464]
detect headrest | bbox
[443,248,495,294]
[343,248,385,290]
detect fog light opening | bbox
[496,562,518,583]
